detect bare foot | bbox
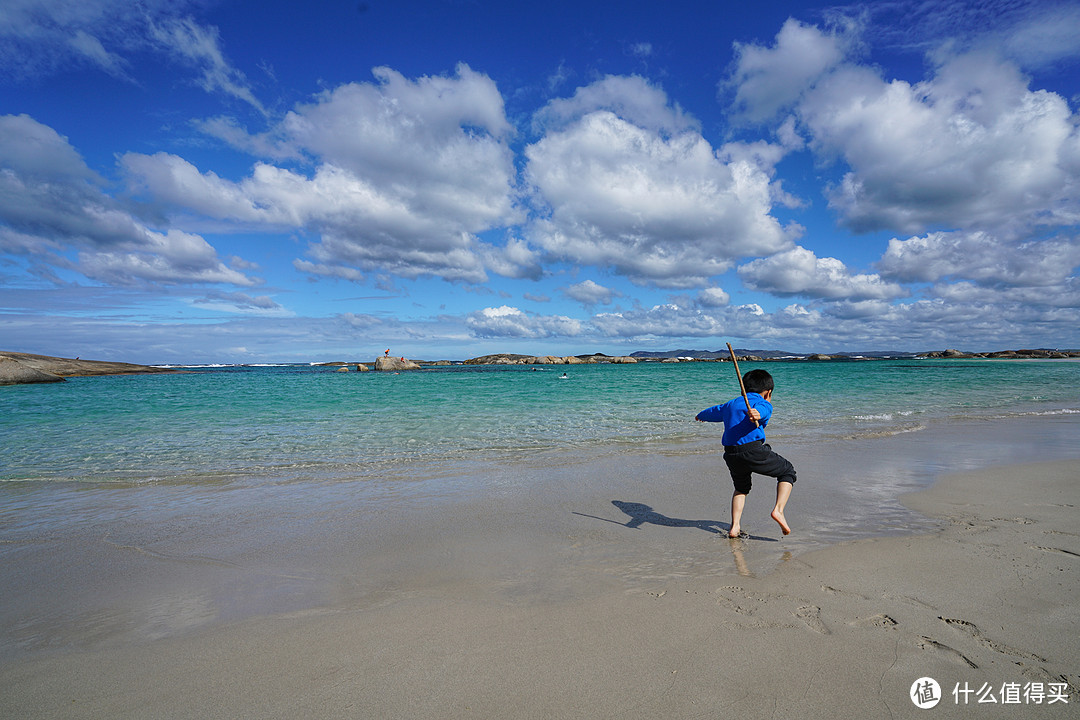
[728,526,742,539]
[771,508,791,535]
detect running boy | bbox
[695,369,797,538]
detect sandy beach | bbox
[2,415,1078,718]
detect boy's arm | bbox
[751,397,772,425]
[695,404,724,422]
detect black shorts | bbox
[723,440,797,495]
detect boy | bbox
[695,369,796,539]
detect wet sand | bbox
[1,416,1078,718]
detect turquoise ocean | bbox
[4,358,1080,487]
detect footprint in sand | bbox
[794,605,829,635]
[1018,665,1080,698]
[714,587,835,636]
[918,636,979,669]
[939,617,1047,662]
[851,613,898,629]
[1032,545,1080,558]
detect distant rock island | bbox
[0,352,180,386]
[375,356,422,371]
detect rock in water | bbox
[375,356,421,371]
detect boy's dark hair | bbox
[742,369,774,395]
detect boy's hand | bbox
[748,408,761,422]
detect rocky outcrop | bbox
[0,351,178,385]
[919,348,1079,360]
[531,355,578,364]
[463,354,532,365]
[465,354,597,365]
[0,356,65,385]
[375,356,422,371]
[919,350,975,359]
[464,353,646,365]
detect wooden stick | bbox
[727,342,759,427]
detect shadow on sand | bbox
[572,501,777,543]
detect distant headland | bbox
[629,347,1080,361]
[314,347,1080,372]
[4,347,1078,385]
[444,347,1080,365]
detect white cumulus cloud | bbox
[878,231,1080,288]
[0,114,257,287]
[526,77,792,288]
[697,287,731,307]
[563,280,618,306]
[466,306,582,339]
[797,48,1080,234]
[728,18,850,124]
[739,245,906,300]
[124,65,528,285]
[532,74,698,135]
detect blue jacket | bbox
[696,393,772,446]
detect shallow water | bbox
[3,359,1078,486]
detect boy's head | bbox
[742,369,774,395]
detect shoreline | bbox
[1,414,1078,717]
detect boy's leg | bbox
[723,451,753,538]
[742,443,796,536]
[730,491,748,538]
[771,481,793,535]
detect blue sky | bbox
[2,0,1080,363]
